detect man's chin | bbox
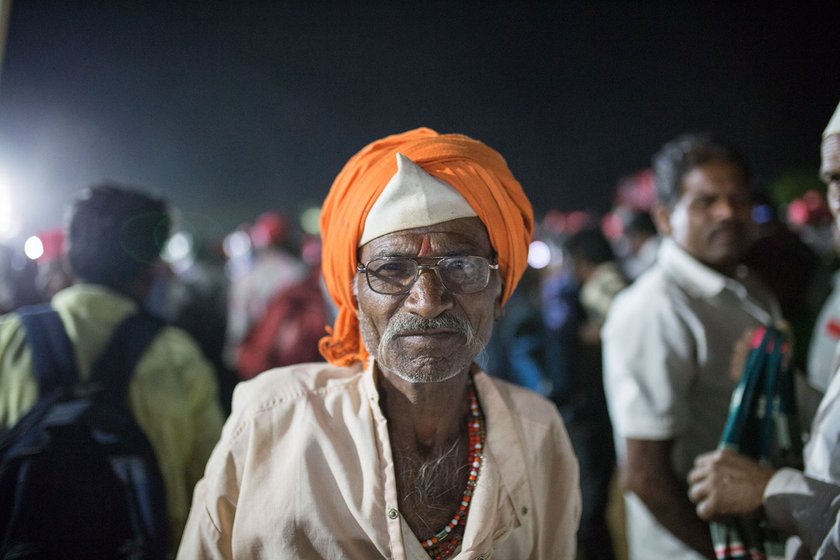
[378,353,468,384]
[706,240,749,265]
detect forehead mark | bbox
[417,235,433,256]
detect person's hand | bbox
[687,449,776,520]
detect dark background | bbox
[1,1,839,243]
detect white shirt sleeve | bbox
[763,468,840,558]
[602,288,697,440]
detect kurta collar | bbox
[658,238,749,299]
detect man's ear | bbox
[494,297,503,320]
[652,203,673,237]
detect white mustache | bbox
[381,313,475,347]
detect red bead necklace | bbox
[420,383,484,560]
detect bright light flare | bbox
[223,230,252,259]
[164,231,193,262]
[24,235,44,260]
[163,231,194,273]
[527,240,551,269]
[0,174,21,240]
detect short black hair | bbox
[652,132,749,209]
[565,227,615,266]
[624,211,657,237]
[66,183,171,293]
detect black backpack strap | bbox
[17,304,79,395]
[90,313,164,403]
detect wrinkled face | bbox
[657,160,754,274]
[821,135,840,229]
[355,217,502,384]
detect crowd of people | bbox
[0,104,839,559]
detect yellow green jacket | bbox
[0,283,225,547]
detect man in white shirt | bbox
[688,101,840,559]
[602,133,781,559]
[178,128,581,559]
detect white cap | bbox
[824,101,840,139]
[359,153,477,246]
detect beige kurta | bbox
[177,361,580,559]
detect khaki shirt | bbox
[0,284,225,544]
[178,362,580,559]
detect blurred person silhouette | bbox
[688,100,840,560]
[804,187,840,395]
[566,226,628,345]
[178,128,581,559]
[0,244,39,313]
[32,227,72,302]
[167,236,238,414]
[564,226,627,560]
[808,267,840,395]
[742,191,824,372]
[223,210,308,377]
[620,211,660,281]
[602,133,782,560]
[0,183,225,549]
[485,265,560,397]
[0,244,17,314]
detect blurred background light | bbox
[300,207,321,236]
[527,240,551,270]
[163,230,194,273]
[23,235,43,260]
[164,230,193,262]
[0,173,21,240]
[223,229,251,260]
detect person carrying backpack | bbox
[0,184,225,556]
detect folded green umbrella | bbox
[711,326,803,560]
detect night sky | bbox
[1,1,839,242]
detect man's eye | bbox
[375,261,411,276]
[445,258,468,270]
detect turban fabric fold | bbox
[318,127,534,366]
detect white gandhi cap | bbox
[359,153,477,246]
[824,101,840,139]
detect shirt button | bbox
[387,508,399,519]
[521,506,528,516]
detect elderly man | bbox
[687,102,840,559]
[601,133,782,560]
[177,128,581,559]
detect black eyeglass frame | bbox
[356,255,499,295]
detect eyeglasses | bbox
[357,256,499,295]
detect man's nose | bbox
[713,198,738,220]
[402,269,454,318]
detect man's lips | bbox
[710,226,741,240]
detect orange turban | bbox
[318,127,534,366]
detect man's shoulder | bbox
[608,265,683,318]
[602,264,700,352]
[231,362,364,414]
[0,311,24,342]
